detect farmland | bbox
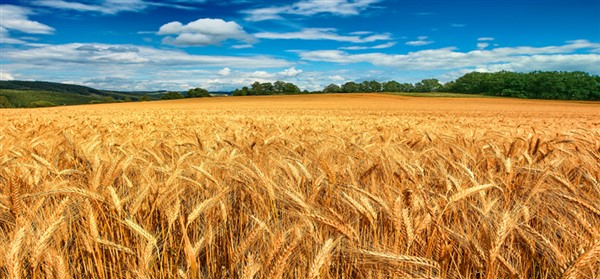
[1,94,599,278]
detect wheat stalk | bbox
[309,237,340,279]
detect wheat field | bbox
[1,94,599,278]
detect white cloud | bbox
[478,37,495,41]
[231,44,253,49]
[0,72,15,80]
[451,24,466,28]
[406,36,434,46]
[31,0,203,14]
[243,7,286,21]
[32,0,147,14]
[340,41,396,50]
[328,75,345,81]
[218,67,231,76]
[244,0,381,21]
[298,40,600,74]
[158,18,256,46]
[255,28,391,43]
[372,42,397,49]
[2,43,296,91]
[279,67,303,77]
[0,37,27,44]
[350,31,373,35]
[2,43,291,68]
[340,46,369,50]
[57,67,382,92]
[0,5,54,35]
[477,42,489,49]
[250,71,275,79]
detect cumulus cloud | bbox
[255,28,391,43]
[299,40,600,74]
[244,0,381,21]
[0,5,54,35]
[158,18,256,46]
[0,72,15,80]
[279,67,303,77]
[218,67,231,76]
[406,36,433,46]
[478,37,495,41]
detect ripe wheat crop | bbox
[1,94,599,278]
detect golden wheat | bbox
[0,94,599,278]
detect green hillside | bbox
[0,80,158,108]
[0,80,108,95]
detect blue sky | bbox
[1,0,599,91]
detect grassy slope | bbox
[0,80,161,107]
[0,89,101,107]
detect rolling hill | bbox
[0,80,162,108]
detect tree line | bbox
[322,78,445,93]
[230,71,600,100]
[446,71,600,100]
[232,81,305,96]
[160,87,211,100]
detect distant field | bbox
[1,94,599,278]
[385,92,499,98]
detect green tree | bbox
[382,81,401,92]
[273,81,287,94]
[250,81,275,95]
[139,95,151,101]
[341,81,361,93]
[451,72,488,94]
[283,82,301,94]
[438,81,455,92]
[361,80,382,92]
[449,70,600,100]
[233,86,251,96]
[187,87,210,98]
[260,82,274,95]
[399,83,415,92]
[323,84,341,93]
[161,92,184,100]
[414,78,442,92]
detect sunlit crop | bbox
[1,94,599,278]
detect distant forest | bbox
[233,71,600,100]
[2,71,599,108]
